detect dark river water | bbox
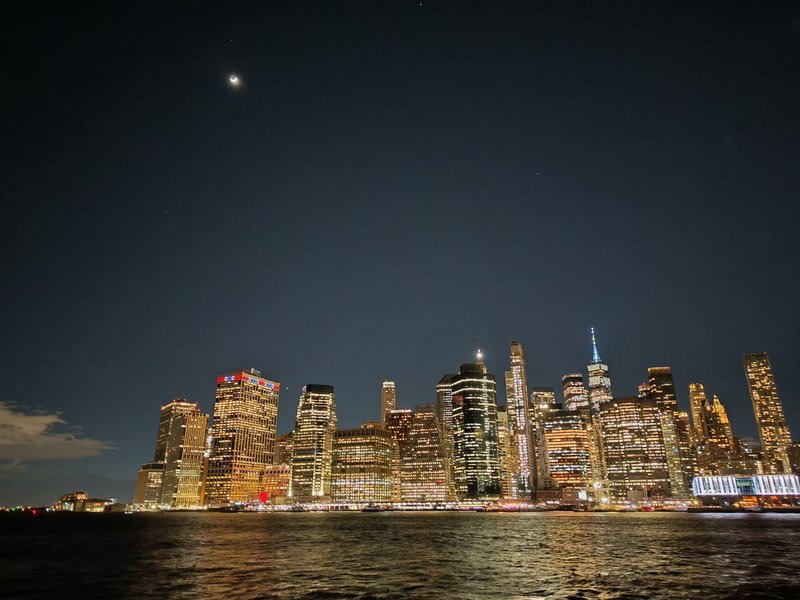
[2,511,799,599]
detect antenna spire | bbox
[591,327,602,364]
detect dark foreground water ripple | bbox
[2,511,800,599]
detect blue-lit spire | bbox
[590,327,602,364]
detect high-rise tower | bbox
[587,328,612,413]
[562,373,590,412]
[205,369,280,505]
[451,351,501,499]
[744,353,792,473]
[381,380,397,424]
[290,384,337,502]
[645,367,695,497]
[599,397,671,500]
[158,399,209,508]
[504,340,533,496]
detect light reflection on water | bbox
[2,511,800,599]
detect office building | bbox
[744,352,793,473]
[290,384,337,502]
[381,380,397,424]
[562,373,590,413]
[542,407,594,492]
[399,405,453,502]
[451,351,501,499]
[205,369,280,505]
[261,464,291,503]
[133,462,164,507]
[496,405,516,499]
[332,423,394,503]
[160,401,209,508]
[504,340,533,496]
[599,397,671,500]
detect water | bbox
[2,511,800,599]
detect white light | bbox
[228,74,241,87]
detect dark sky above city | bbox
[2,2,799,505]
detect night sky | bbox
[2,2,799,505]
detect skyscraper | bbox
[332,423,394,503]
[451,351,501,499]
[587,328,612,414]
[381,380,397,424]
[290,384,337,502]
[712,395,735,449]
[529,387,558,490]
[504,341,533,496]
[644,368,695,497]
[562,373,590,412]
[744,352,793,473]
[496,405,516,499]
[400,405,453,502]
[160,401,209,508]
[435,374,456,487]
[688,382,708,441]
[206,369,280,505]
[541,407,594,493]
[599,397,671,501]
[386,408,414,501]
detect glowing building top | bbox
[591,327,602,364]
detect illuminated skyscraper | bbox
[713,395,735,449]
[381,380,397,424]
[206,369,280,505]
[645,367,695,496]
[290,384,337,502]
[562,373,590,412]
[386,408,414,501]
[496,405,516,499]
[451,351,501,499]
[542,407,593,492]
[435,374,456,485]
[332,423,394,503]
[587,328,612,414]
[160,401,209,508]
[529,387,557,490]
[688,383,707,440]
[599,397,671,500]
[744,352,793,473]
[400,405,453,502]
[504,340,533,497]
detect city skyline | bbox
[2,329,800,505]
[118,339,796,508]
[3,3,799,508]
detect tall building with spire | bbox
[451,350,501,499]
[587,327,612,414]
[504,340,533,496]
[381,380,397,424]
[205,369,280,506]
[290,384,337,502]
[744,352,792,473]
